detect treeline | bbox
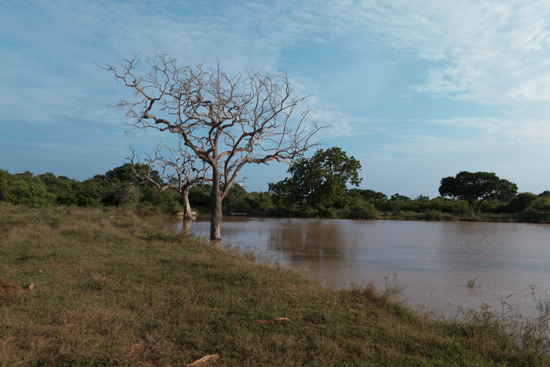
[2,165,550,223]
[268,188,550,223]
[0,166,181,214]
[0,166,274,217]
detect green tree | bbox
[390,193,411,202]
[105,163,162,186]
[36,172,79,206]
[438,171,518,213]
[349,188,388,201]
[268,147,362,209]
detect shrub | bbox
[506,192,538,213]
[522,197,550,223]
[349,201,378,219]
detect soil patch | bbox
[0,278,24,304]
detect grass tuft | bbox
[467,276,480,288]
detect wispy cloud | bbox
[352,1,550,105]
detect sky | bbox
[2,0,550,198]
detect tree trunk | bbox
[182,218,192,232]
[180,186,193,233]
[182,186,192,220]
[475,198,486,213]
[210,176,222,241]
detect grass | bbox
[467,276,479,288]
[0,203,549,366]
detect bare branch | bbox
[101,55,323,239]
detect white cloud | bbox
[354,1,550,105]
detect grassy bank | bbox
[1,204,549,366]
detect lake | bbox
[169,217,550,316]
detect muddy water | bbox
[170,217,550,316]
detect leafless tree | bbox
[128,142,208,220]
[101,54,321,240]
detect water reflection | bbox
[266,219,346,262]
[169,217,550,315]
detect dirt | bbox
[0,278,24,304]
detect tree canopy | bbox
[438,171,518,212]
[268,147,362,209]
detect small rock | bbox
[27,283,35,291]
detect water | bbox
[170,217,550,316]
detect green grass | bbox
[0,203,549,366]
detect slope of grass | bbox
[0,204,548,366]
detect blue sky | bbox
[2,0,550,198]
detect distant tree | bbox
[269,147,362,209]
[415,195,429,202]
[539,190,550,197]
[438,171,518,213]
[349,188,388,201]
[505,192,538,214]
[36,172,78,206]
[104,163,162,186]
[129,142,208,219]
[390,193,411,202]
[74,174,114,207]
[495,179,519,202]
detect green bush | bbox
[77,193,101,207]
[522,197,550,223]
[10,179,53,207]
[505,192,538,213]
[349,201,378,219]
[453,200,471,216]
[0,171,56,208]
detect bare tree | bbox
[129,141,208,220]
[101,54,321,240]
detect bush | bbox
[505,192,538,213]
[349,201,378,219]
[77,193,101,207]
[370,198,394,211]
[162,199,182,214]
[0,171,56,208]
[454,200,471,216]
[420,209,443,221]
[522,197,550,223]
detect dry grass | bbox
[0,203,549,366]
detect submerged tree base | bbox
[1,204,548,366]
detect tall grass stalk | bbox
[467,276,479,288]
